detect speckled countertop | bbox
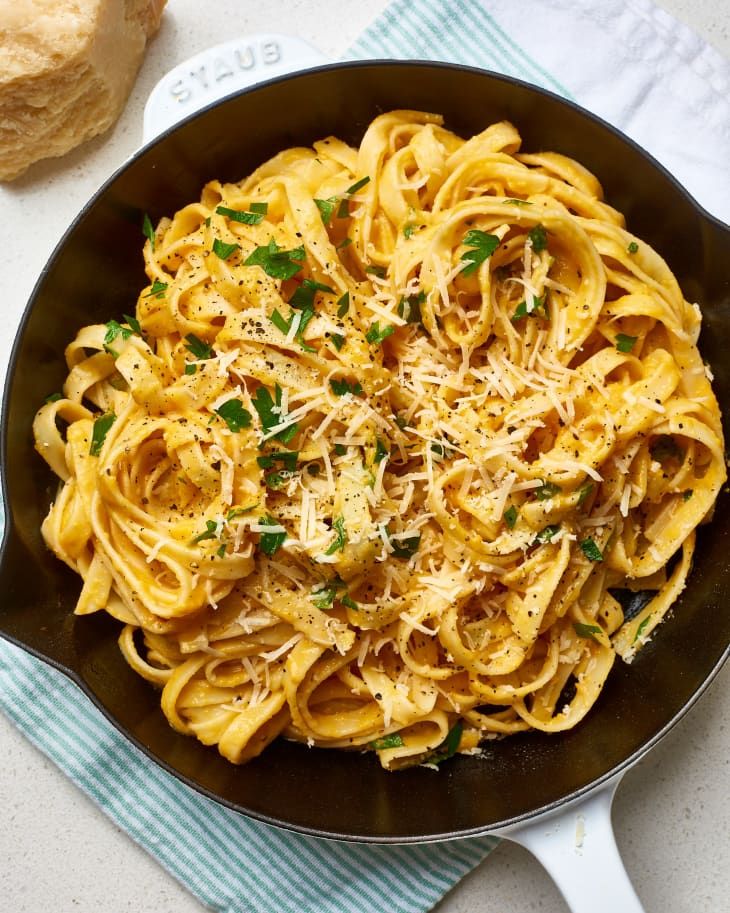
[0,2,728,911]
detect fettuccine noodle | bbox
[34,111,725,769]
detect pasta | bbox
[34,111,725,769]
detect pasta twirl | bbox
[34,111,725,769]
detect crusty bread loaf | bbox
[0,0,166,181]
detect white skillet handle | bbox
[502,777,645,913]
[142,33,328,144]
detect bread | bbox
[0,0,166,181]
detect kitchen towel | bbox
[0,3,728,913]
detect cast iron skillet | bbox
[1,59,729,877]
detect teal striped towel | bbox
[2,2,727,912]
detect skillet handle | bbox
[503,777,645,913]
[142,33,328,144]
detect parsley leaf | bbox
[374,437,389,464]
[215,399,252,432]
[264,471,293,490]
[245,239,305,280]
[252,384,298,443]
[332,333,345,351]
[192,519,218,545]
[45,392,62,404]
[616,333,637,353]
[389,531,420,559]
[330,378,363,397]
[365,264,387,279]
[249,202,268,215]
[216,543,227,558]
[314,197,338,225]
[650,435,684,465]
[257,516,286,556]
[337,292,350,317]
[346,176,370,194]
[325,516,347,555]
[460,230,500,276]
[123,314,142,335]
[504,505,518,529]
[184,334,213,360]
[227,504,258,521]
[403,223,416,239]
[341,594,358,610]
[574,622,603,642]
[397,290,425,325]
[535,481,561,500]
[143,279,168,299]
[365,322,395,346]
[289,278,334,310]
[336,237,352,251]
[628,241,639,254]
[212,238,240,260]
[215,205,266,225]
[577,482,594,507]
[370,733,404,750]
[257,451,299,472]
[633,615,652,643]
[535,524,561,543]
[336,198,350,219]
[512,293,548,322]
[580,537,604,562]
[270,309,291,335]
[505,198,532,206]
[428,720,463,765]
[683,489,694,502]
[184,363,197,375]
[142,213,155,249]
[89,412,116,456]
[103,320,133,354]
[528,224,548,252]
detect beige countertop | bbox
[0,2,728,911]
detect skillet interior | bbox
[2,61,729,842]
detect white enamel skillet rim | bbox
[5,33,727,913]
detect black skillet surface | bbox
[1,61,729,842]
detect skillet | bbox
[1,57,728,912]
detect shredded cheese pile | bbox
[33,111,725,769]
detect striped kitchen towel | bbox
[1,3,728,913]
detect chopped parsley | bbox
[336,292,350,317]
[528,224,548,252]
[616,333,637,353]
[504,505,518,529]
[535,524,560,543]
[332,333,345,351]
[535,481,561,501]
[264,471,293,490]
[577,482,594,507]
[650,435,684,465]
[341,594,358,610]
[427,720,463,765]
[245,239,305,280]
[365,264,387,279]
[45,392,62,403]
[325,516,347,555]
[270,308,316,352]
[460,229,500,276]
[430,440,454,460]
[212,238,240,260]
[512,293,548,322]
[216,543,227,558]
[314,197,338,225]
[215,399,252,432]
[346,176,370,194]
[143,279,168,299]
[142,213,155,249]
[374,437,389,464]
[124,314,142,335]
[289,278,334,310]
[389,531,420,559]
[191,520,218,545]
[397,290,425,325]
[580,537,604,562]
[257,451,299,471]
[628,241,639,254]
[336,237,352,251]
[227,505,258,521]
[633,615,652,643]
[506,198,532,206]
[403,223,416,239]
[184,364,197,375]
[683,489,694,502]
[257,516,287,556]
[365,322,395,346]
[215,204,267,225]
[370,733,404,750]
[252,384,298,443]
[574,622,603,642]
[184,333,213,359]
[330,378,363,397]
[103,319,135,354]
[89,412,116,456]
